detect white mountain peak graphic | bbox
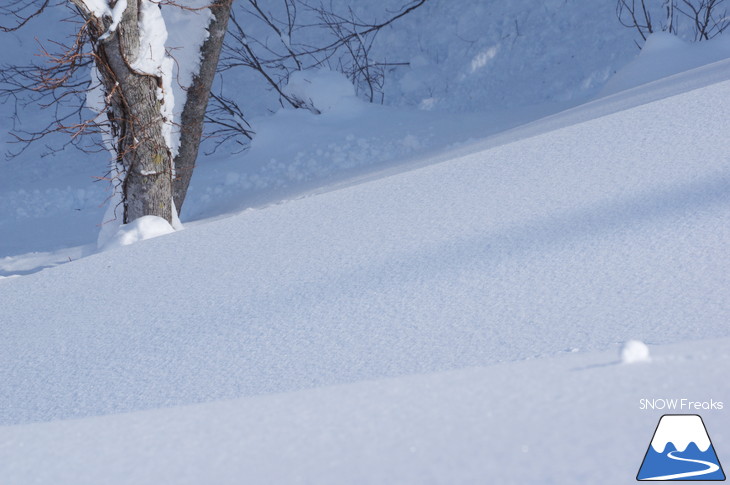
[650,415,712,453]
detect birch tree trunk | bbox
[72,0,173,224]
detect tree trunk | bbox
[173,0,233,214]
[73,0,173,224]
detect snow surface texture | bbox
[1,339,728,485]
[2,54,730,427]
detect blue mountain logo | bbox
[637,414,725,481]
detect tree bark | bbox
[172,0,233,214]
[72,0,173,224]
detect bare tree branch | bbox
[617,0,729,44]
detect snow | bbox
[0,339,728,484]
[1,0,644,259]
[1,1,730,483]
[100,0,127,40]
[86,64,126,245]
[132,0,175,154]
[600,32,730,96]
[371,0,638,111]
[100,215,176,250]
[81,0,126,41]
[621,340,651,364]
[283,69,358,113]
[161,1,213,153]
[1,64,729,425]
[132,1,169,76]
[80,0,112,19]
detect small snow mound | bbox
[101,216,176,251]
[283,69,357,113]
[621,340,651,364]
[641,31,687,54]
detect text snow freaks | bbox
[639,399,724,411]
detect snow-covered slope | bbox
[1,56,729,483]
[2,2,730,483]
[3,70,729,424]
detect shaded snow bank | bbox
[601,33,730,96]
[182,72,569,221]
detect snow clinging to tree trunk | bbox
[162,2,214,157]
[131,0,176,156]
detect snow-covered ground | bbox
[1,1,730,483]
[2,339,728,485]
